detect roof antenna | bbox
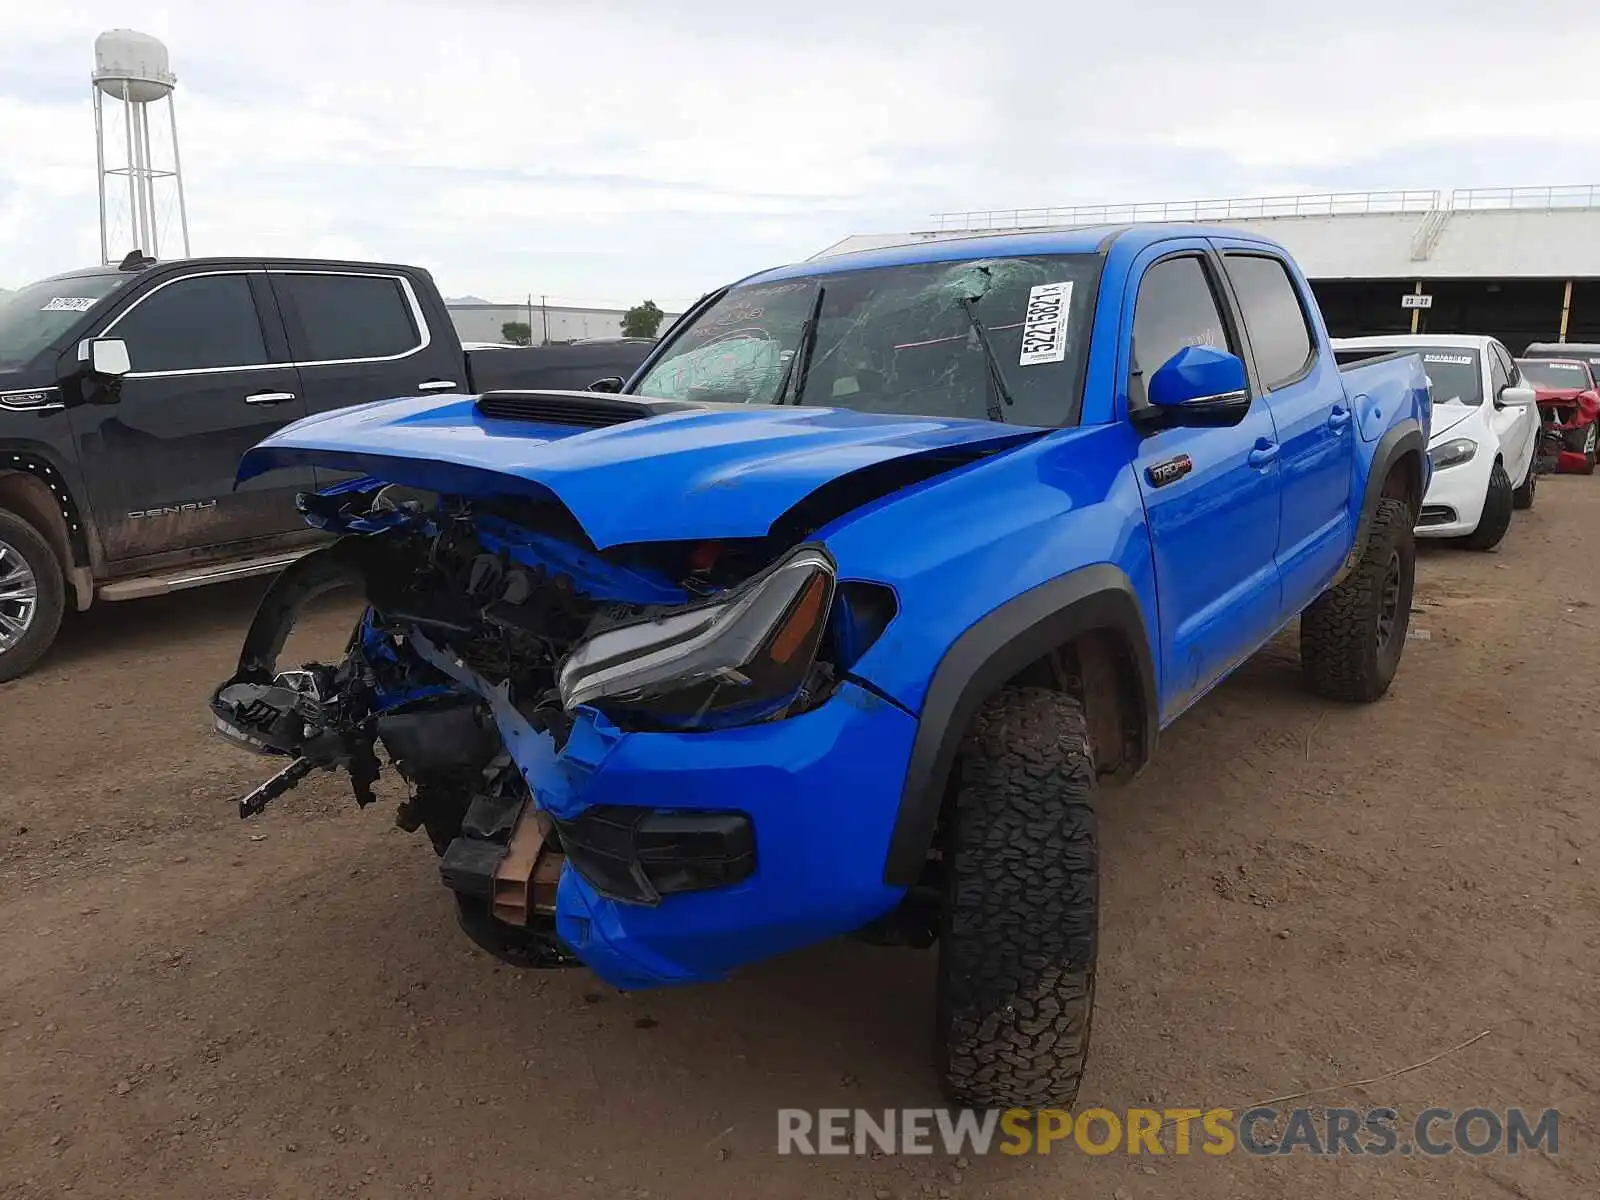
[118,248,156,271]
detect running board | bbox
[96,549,311,602]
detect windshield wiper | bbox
[772,285,825,406]
[958,296,1016,422]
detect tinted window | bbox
[1225,254,1315,390]
[112,274,267,373]
[277,273,420,361]
[1129,255,1232,408]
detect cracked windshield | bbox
[632,254,1102,426]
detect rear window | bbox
[274,273,421,362]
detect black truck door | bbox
[69,269,312,563]
[268,268,463,417]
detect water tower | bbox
[92,29,190,263]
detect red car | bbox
[1515,355,1600,474]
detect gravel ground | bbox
[1,480,1595,1199]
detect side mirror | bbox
[1498,384,1537,409]
[587,376,624,394]
[77,337,131,378]
[1140,346,1250,427]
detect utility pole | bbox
[526,293,534,346]
[541,294,550,346]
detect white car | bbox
[1333,335,1540,550]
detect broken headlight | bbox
[557,545,835,727]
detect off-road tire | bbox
[936,686,1097,1109]
[1458,459,1514,550]
[1300,497,1414,703]
[1512,453,1537,510]
[0,509,66,684]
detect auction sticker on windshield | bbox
[40,297,99,313]
[1019,282,1073,367]
[1423,354,1473,365]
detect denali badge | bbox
[128,499,219,519]
[1146,454,1193,488]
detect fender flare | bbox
[1343,419,1425,577]
[881,563,1157,886]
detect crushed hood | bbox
[1427,405,1480,441]
[237,391,1045,549]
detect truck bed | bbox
[464,340,656,393]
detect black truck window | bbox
[276,273,420,362]
[111,273,268,373]
[1223,253,1316,390]
[1128,255,1233,409]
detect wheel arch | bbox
[882,563,1157,887]
[0,455,93,611]
[1344,421,1425,580]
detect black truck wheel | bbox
[936,686,1098,1109]
[1512,453,1537,510]
[1458,459,1514,551]
[0,509,66,684]
[1299,497,1414,703]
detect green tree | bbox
[501,320,532,346]
[621,300,665,339]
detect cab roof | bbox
[742,223,1277,285]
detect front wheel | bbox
[936,687,1098,1109]
[1564,423,1598,474]
[1513,453,1537,510]
[1458,459,1514,550]
[1299,497,1415,702]
[0,510,67,684]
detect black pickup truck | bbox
[0,255,654,680]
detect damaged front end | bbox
[210,479,907,984]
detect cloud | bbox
[2,0,1598,302]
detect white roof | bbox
[821,187,1600,281]
[1332,334,1500,352]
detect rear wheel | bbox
[936,686,1098,1109]
[0,510,66,684]
[1458,460,1514,550]
[1300,497,1415,702]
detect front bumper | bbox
[1416,446,1493,538]
[497,684,917,989]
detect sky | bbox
[2,0,1598,306]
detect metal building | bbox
[445,299,684,347]
[815,185,1600,353]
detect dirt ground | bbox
[2,481,1596,1200]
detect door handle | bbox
[1328,405,1352,429]
[417,380,458,392]
[244,391,296,405]
[1247,438,1279,468]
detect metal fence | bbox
[1449,185,1600,211]
[928,185,1600,233]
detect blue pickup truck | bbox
[205,224,1430,1108]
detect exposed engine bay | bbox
[209,479,895,968]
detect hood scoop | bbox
[475,390,704,429]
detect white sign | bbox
[1401,294,1433,310]
[40,296,99,313]
[1018,281,1073,367]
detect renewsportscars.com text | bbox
[777,1107,1560,1157]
